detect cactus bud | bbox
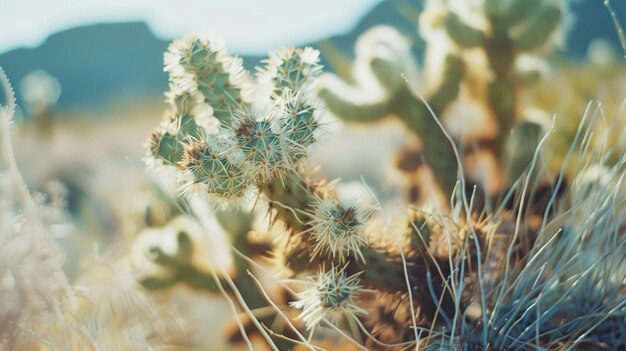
[309,198,371,262]
[291,265,365,330]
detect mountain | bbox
[1,22,170,109]
[0,0,423,109]
[0,0,623,110]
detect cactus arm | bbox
[481,16,518,161]
[394,55,464,198]
[319,38,464,198]
[487,78,517,149]
[513,5,562,51]
[399,89,459,199]
[369,56,406,93]
[426,55,465,111]
[444,13,485,49]
[317,40,354,79]
[260,176,410,290]
[140,231,221,292]
[506,0,543,25]
[317,85,391,123]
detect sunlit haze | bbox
[1,0,380,54]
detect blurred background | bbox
[1,0,625,348]
[2,0,624,234]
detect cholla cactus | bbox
[144,4,626,350]
[146,33,410,292]
[146,32,415,348]
[319,0,566,200]
[148,34,324,205]
[319,26,462,198]
[423,0,563,153]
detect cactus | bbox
[318,0,565,201]
[318,27,464,199]
[144,3,626,350]
[147,33,413,288]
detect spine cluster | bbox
[150,35,322,201]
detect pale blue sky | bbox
[1,0,381,54]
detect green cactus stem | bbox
[319,54,464,198]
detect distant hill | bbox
[0,0,623,110]
[1,22,170,109]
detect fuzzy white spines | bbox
[279,91,319,161]
[164,33,248,124]
[179,137,249,199]
[308,197,371,262]
[258,46,322,102]
[151,34,324,202]
[231,109,290,183]
[291,265,365,330]
[254,47,323,167]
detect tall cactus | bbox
[319,0,564,200]
[319,27,463,199]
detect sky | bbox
[1,0,381,54]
